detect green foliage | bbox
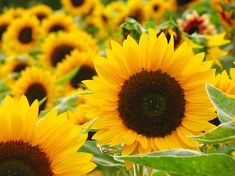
[193,122,235,144]
[118,149,235,176]
[206,84,235,123]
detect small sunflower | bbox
[0,95,96,175]
[0,14,13,46]
[12,67,56,112]
[170,0,203,10]
[56,50,96,90]
[2,15,40,55]
[84,31,215,154]
[40,31,98,67]
[177,11,216,35]
[62,0,97,16]
[41,13,78,35]
[127,0,147,24]
[1,55,32,81]
[145,0,169,23]
[3,7,25,19]
[27,4,53,22]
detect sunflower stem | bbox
[133,163,139,176]
[138,165,144,176]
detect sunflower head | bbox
[2,15,40,55]
[56,50,97,91]
[127,0,147,24]
[27,4,53,22]
[40,31,98,68]
[84,31,216,154]
[62,0,98,16]
[41,12,78,35]
[3,7,25,19]
[0,95,96,175]
[1,55,32,82]
[0,14,13,45]
[12,67,57,112]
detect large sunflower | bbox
[41,13,78,35]
[56,50,96,90]
[27,4,52,22]
[84,31,216,154]
[40,31,98,67]
[0,95,96,175]
[12,67,56,112]
[2,15,40,55]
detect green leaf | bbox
[56,67,80,85]
[192,122,235,144]
[206,84,235,123]
[79,141,124,167]
[118,149,235,176]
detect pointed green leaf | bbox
[79,141,124,167]
[192,121,235,144]
[118,149,235,176]
[56,67,80,85]
[206,84,235,123]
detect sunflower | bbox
[56,50,96,90]
[1,55,32,81]
[3,7,25,19]
[41,13,78,35]
[0,14,13,46]
[0,95,96,175]
[127,0,147,24]
[2,15,40,55]
[145,0,169,23]
[84,31,216,154]
[169,0,203,10]
[177,11,216,35]
[27,4,52,22]
[62,0,98,16]
[12,67,56,112]
[40,31,98,67]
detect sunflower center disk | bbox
[25,83,47,111]
[18,27,33,44]
[0,141,53,176]
[118,70,185,137]
[177,0,193,5]
[51,44,74,66]
[70,65,96,88]
[49,25,65,33]
[13,63,28,73]
[71,0,85,7]
[0,25,8,41]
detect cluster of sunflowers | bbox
[0,0,235,175]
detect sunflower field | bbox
[0,0,235,175]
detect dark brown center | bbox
[12,63,28,73]
[177,0,193,6]
[118,70,185,137]
[18,27,33,44]
[129,9,144,23]
[0,140,53,176]
[50,44,74,66]
[49,25,65,33]
[70,0,85,7]
[0,24,8,41]
[25,83,47,111]
[70,65,96,88]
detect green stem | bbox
[138,165,144,176]
[133,163,139,176]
